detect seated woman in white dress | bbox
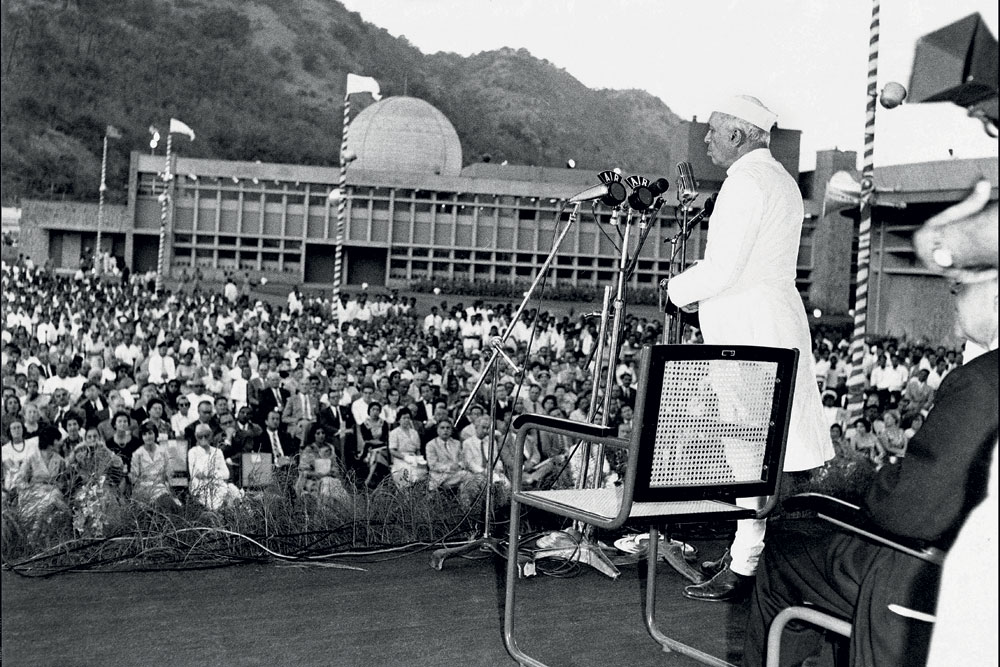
[129,423,179,510]
[2,418,39,500]
[187,423,240,511]
[388,409,427,487]
[15,425,69,535]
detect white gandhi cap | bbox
[714,95,778,131]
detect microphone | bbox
[568,181,627,205]
[664,194,716,242]
[626,177,669,211]
[677,162,698,203]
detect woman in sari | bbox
[106,410,142,484]
[388,409,427,487]
[129,422,178,510]
[16,425,69,534]
[188,423,241,511]
[2,418,38,498]
[849,418,884,468]
[57,411,85,458]
[379,388,402,427]
[877,409,908,463]
[141,398,173,441]
[357,401,390,488]
[20,402,43,446]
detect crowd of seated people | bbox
[0,258,669,533]
[807,327,966,488]
[0,256,966,539]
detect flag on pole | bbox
[346,73,382,100]
[169,118,196,141]
[106,125,122,139]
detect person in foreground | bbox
[188,423,241,511]
[666,94,834,601]
[741,268,999,667]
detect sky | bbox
[338,0,998,172]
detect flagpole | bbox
[332,88,350,300]
[96,132,109,275]
[846,0,880,422]
[156,131,173,294]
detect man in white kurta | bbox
[667,95,833,602]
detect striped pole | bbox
[96,133,109,275]
[332,91,351,299]
[155,132,173,294]
[846,0,880,422]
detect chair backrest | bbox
[164,439,190,487]
[242,452,274,487]
[628,344,798,503]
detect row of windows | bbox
[171,248,301,274]
[172,234,301,251]
[136,188,652,219]
[386,258,664,286]
[138,173,582,207]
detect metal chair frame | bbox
[503,344,800,667]
[764,493,945,667]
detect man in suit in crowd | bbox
[231,406,262,452]
[282,374,322,432]
[256,371,289,426]
[742,270,999,667]
[316,396,348,467]
[183,399,222,450]
[45,387,74,426]
[78,382,109,430]
[252,409,298,496]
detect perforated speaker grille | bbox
[650,359,777,488]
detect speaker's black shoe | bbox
[682,564,752,602]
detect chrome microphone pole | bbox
[451,203,583,430]
[664,162,701,344]
[576,285,612,488]
[532,210,636,580]
[661,195,714,344]
[664,205,690,345]
[431,202,582,572]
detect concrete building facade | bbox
[15,96,997,344]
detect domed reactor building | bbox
[347,97,463,177]
[30,95,805,293]
[19,91,999,341]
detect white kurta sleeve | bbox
[666,173,765,308]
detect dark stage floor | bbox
[2,540,747,667]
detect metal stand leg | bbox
[530,527,621,579]
[431,361,515,571]
[429,535,505,569]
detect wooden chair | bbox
[164,440,190,489]
[504,344,799,667]
[241,452,274,489]
[764,493,945,667]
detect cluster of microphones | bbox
[566,162,715,227]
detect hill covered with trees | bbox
[0,0,683,205]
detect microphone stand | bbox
[430,203,583,572]
[531,203,653,579]
[662,198,701,345]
